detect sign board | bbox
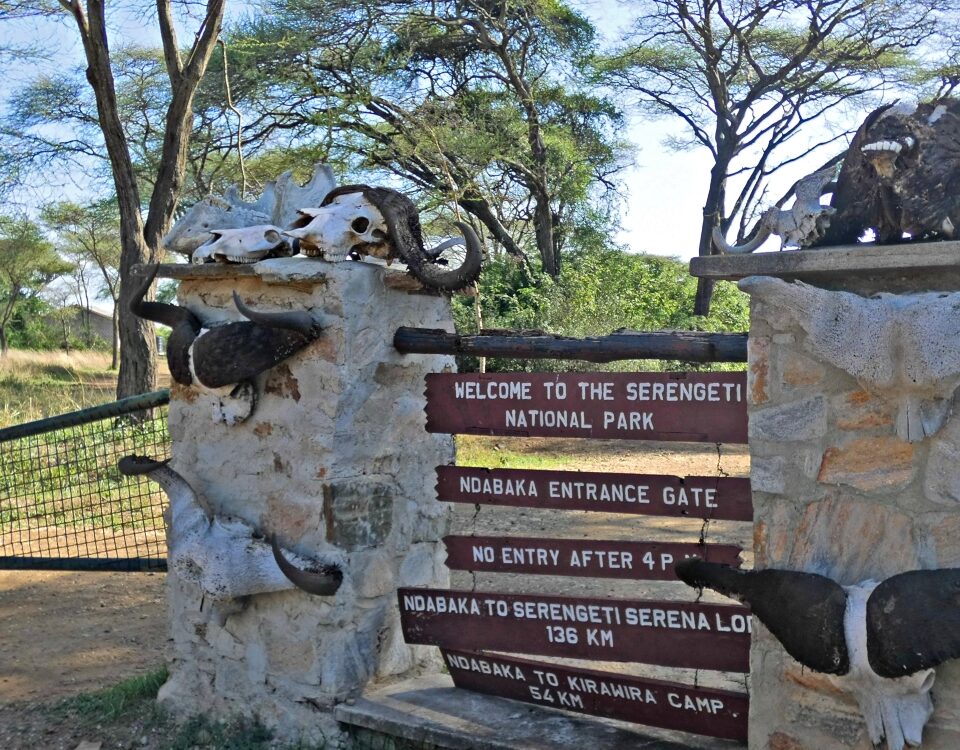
[436,466,752,521]
[425,372,747,443]
[399,588,751,672]
[443,535,742,580]
[442,649,749,742]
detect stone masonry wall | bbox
[159,258,455,745]
[747,278,960,749]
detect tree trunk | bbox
[0,325,7,355]
[110,305,119,370]
[693,161,729,316]
[533,192,558,277]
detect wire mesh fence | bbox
[0,390,171,571]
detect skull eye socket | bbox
[351,217,370,233]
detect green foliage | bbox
[0,214,73,350]
[219,0,627,274]
[57,668,168,724]
[453,246,748,371]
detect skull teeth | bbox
[861,139,911,155]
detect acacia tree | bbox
[1,1,227,396]
[41,199,123,368]
[0,215,72,354]
[217,0,624,277]
[61,0,227,396]
[598,0,936,314]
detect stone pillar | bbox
[157,258,454,744]
[690,247,960,750]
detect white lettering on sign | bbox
[569,550,634,569]
[662,486,718,508]
[624,607,713,631]
[511,601,623,625]
[402,594,482,616]
[601,411,654,430]
[446,653,528,681]
[447,654,737,719]
[504,409,593,429]
[500,547,560,567]
[527,685,585,707]
[626,381,743,403]
[576,381,615,400]
[458,476,539,497]
[546,481,650,503]
[567,675,658,704]
[454,380,533,400]
[668,693,726,714]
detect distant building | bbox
[44,305,116,348]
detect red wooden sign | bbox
[399,588,751,672]
[436,466,753,521]
[425,372,747,443]
[442,649,749,742]
[443,536,742,580]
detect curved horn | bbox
[129,264,200,329]
[711,221,773,255]
[118,454,171,476]
[424,236,464,260]
[270,536,343,596]
[232,292,322,339]
[404,221,483,291]
[676,559,850,675]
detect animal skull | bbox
[284,193,389,262]
[191,225,289,265]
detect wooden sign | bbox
[437,466,753,521]
[443,536,742,580]
[425,372,747,443]
[442,649,749,742]
[399,588,751,672]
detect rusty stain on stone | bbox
[253,422,274,438]
[265,363,301,402]
[781,350,825,387]
[750,352,770,404]
[768,730,807,750]
[817,437,915,492]
[171,382,198,403]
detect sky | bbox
[4,0,860,264]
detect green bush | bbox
[453,247,748,372]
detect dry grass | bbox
[0,349,171,427]
[0,349,118,427]
[0,348,114,376]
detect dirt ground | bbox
[0,437,750,747]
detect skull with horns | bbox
[285,185,483,292]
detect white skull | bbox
[284,193,388,262]
[191,225,288,265]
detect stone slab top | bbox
[335,674,735,750]
[689,241,960,292]
[134,256,432,293]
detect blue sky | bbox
[4,0,860,262]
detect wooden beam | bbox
[393,328,748,363]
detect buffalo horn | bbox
[270,536,343,596]
[232,292,322,338]
[129,264,200,329]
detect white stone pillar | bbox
[692,247,960,750]
[156,258,455,743]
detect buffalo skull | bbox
[192,225,291,265]
[285,185,483,292]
